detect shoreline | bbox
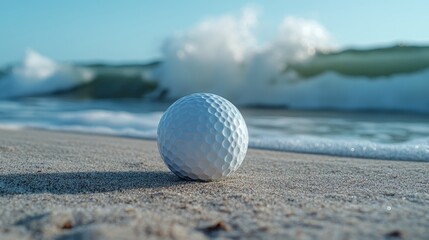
[0,129,428,239]
[2,125,427,162]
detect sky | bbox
[1,0,428,65]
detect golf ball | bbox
[157,93,249,181]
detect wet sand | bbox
[0,129,428,239]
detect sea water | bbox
[1,13,429,161]
[0,98,428,161]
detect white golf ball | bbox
[157,93,249,181]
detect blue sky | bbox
[1,0,428,65]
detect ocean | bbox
[0,97,428,161]
[1,44,429,161]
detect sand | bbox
[0,129,428,239]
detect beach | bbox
[0,128,428,239]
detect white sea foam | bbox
[250,136,429,161]
[247,115,429,161]
[0,109,162,139]
[55,110,161,138]
[158,9,429,112]
[0,50,94,98]
[0,124,24,130]
[1,101,428,161]
[158,9,335,102]
[246,69,429,112]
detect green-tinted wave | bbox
[53,62,159,99]
[288,45,429,78]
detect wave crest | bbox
[0,50,94,98]
[157,9,336,101]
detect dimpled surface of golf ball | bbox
[157,93,249,181]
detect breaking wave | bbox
[157,10,429,112]
[1,10,429,112]
[0,50,94,98]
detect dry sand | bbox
[0,129,428,239]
